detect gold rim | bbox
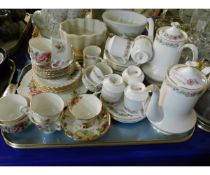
[61,109,111,142]
[1,127,194,149]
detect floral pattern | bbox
[36,52,51,64]
[55,42,65,54]
[155,35,179,48]
[166,79,203,97]
[69,95,82,109]
[28,80,43,96]
[2,119,31,133]
[62,109,110,141]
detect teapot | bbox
[146,61,210,134]
[142,22,199,83]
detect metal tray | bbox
[1,64,194,148]
[0,59,16,97]
[2,119,194,148]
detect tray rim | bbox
[1,126,195,149]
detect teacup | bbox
[89,66,105,84]
[20,93,64,134]
[122,65,144,85]
[83,45,102,68]
[124,82,149,114]
[29,37,52,66]
[0,94,31,133]
[106,35,133,64]
[68,94,102,128]
[101,74,125,103]
[130,35,153,64]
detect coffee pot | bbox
[146,61,210,134]
[142,22,199,83]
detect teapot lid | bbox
[159,22,187,42]
[168,62,208,90]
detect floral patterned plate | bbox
[17,69,87,107]
[61,109,111,141]
[101,96,147,123]
[33,62,82,89]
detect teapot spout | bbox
[146,85,164,123]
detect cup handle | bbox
[146,18,154,41]
[19,105,34,122]
[178,43,198,62]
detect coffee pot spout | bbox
[146,85,164,123]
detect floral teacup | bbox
[29,37,52,66]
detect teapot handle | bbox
[178,43,198,61]
[146,18,154,41]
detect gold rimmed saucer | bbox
[61,108,111,142]
[33,62,82,93]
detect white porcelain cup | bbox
[106,35,133,64]
[101,74,125,103]
[20,93,64,134]
[83,45,102,68]
[68,94,102,128]
[124,82,149,114]
[130,35,153,64]
[0,94,31,133]
[89,66,105,84]
[122,65,144,84]
[29,37,52,66]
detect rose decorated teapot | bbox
[146,61,210,134]
[142,22,199,83]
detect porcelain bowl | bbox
[59,18,107,57]
[102,10,148,38]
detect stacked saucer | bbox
[32,60,76,80]
[33,62,82,93]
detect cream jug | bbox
[142,22,198,83]
[146,61,210,134]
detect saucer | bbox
[147,109,197,135]
[104,50,140,72]
[82,67,102,92]
[17,70,87,107]
[61,109,111,141]
[33,62,82,92]
[101,96,147,123]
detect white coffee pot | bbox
[146,61,210,134]
[142,22,199,82]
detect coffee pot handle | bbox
[147,18,154,41]
[178,43,198,61]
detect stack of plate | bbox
[33,62,82,93]
[32,60,76,79]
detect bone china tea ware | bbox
[89,66,105,84]
[68,94,102,128]
[20,93,64,133]
[130,35,153,64]
[106,35,133,64]
[124,82,149,114]
[0,94,31,133]
[142,22,199,82]
[101,74,125,103]
[102,10,154,39]
[122,65,144,84]
[29,37,52,66]
[83,45,102,68]
[146,61,210,134]
[59,18,107,58]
